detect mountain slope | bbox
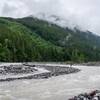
[16,17,100,61]
[0,16,100,62]
[16,17,100,47]
[0,17,65,62]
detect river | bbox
[0,64,100,100]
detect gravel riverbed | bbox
[0,63,80,82]
[0,63,100,100]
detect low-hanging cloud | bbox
[0,0,100,35]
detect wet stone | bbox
[69,90,100,100]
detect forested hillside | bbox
[0,17,100,62]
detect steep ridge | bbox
[0,17,63,62]
[16,17,100,61]
[0,16,100,62]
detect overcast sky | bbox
[0,0,100,35]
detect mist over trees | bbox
[0,17,100,62]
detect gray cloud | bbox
[2,3,17,16]
[0,0,100,35]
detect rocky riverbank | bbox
[69,90,100,100]
[81,62,100,66]
[0,63,80,82]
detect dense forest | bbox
[0,17,100,62]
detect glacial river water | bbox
[0,64,100,100]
